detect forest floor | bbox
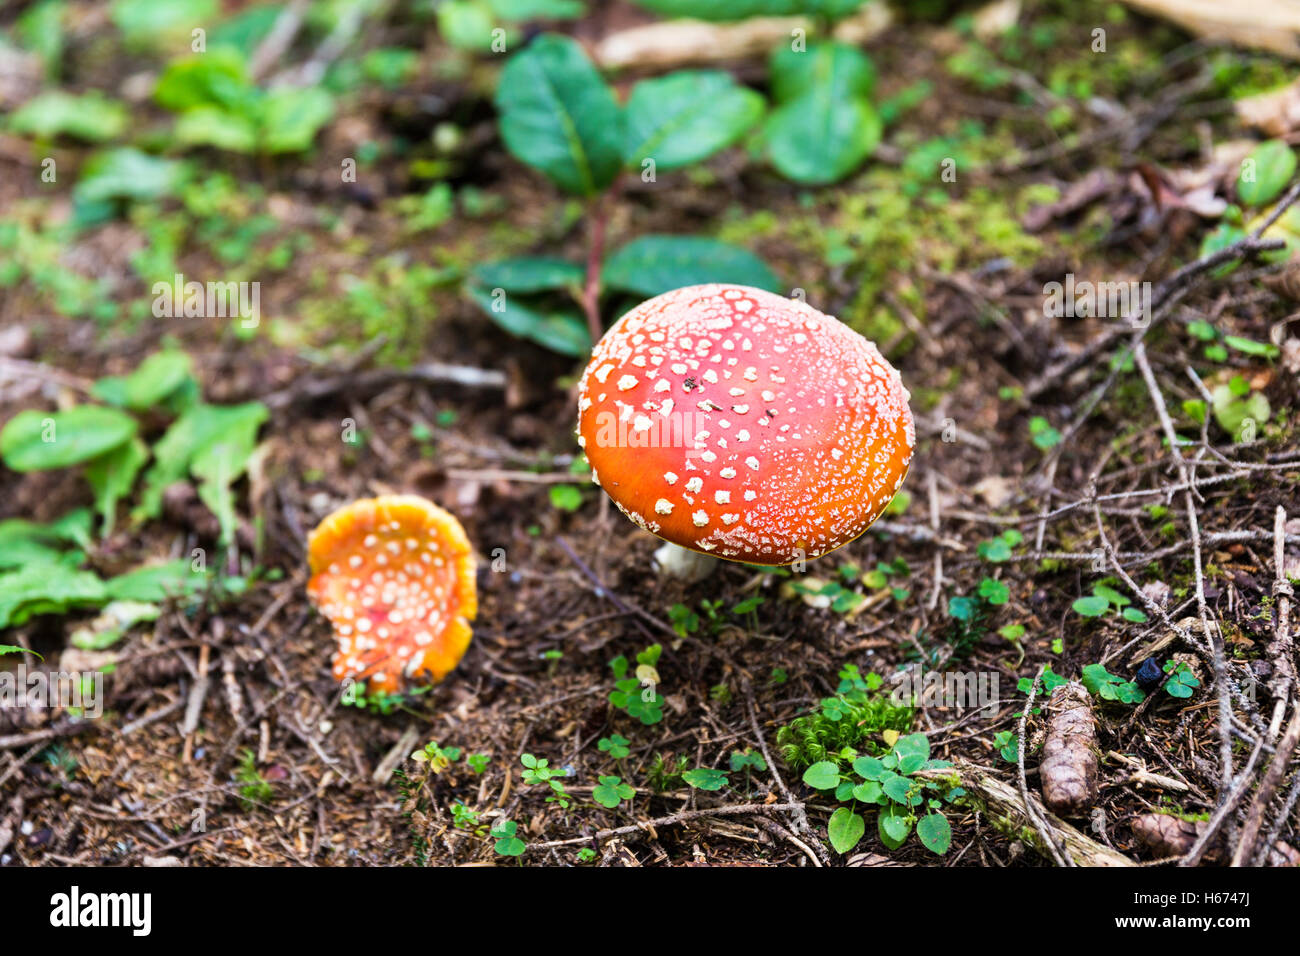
[1,0,1298,867]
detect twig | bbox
[529,802,802,850]
[1017,665,1072,866]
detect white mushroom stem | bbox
[653,541,718,582]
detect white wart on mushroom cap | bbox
[576,284,915,565]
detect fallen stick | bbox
[916,761,1135,866]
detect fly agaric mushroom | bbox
[306,495,476,693]
[576,284,914,573]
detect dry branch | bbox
[916,762,1135,866]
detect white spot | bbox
[685,476,703,493]
[594,363,614,384]
[692,511,709,527]
[655,499,674,515]
[714,490,730,504]
[664,472,678,485]
[617,374,638,391]
[746,457,760,470]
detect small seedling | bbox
[1073,582,1147,623]
[598,734,630,760]
[491,820,525,857]
[592,776,635,809]
[1162,660,1200,698]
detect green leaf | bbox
[827,806,865,854]
[9,91,127,142]
[882,774,912,803]
[851,755,885,781]
[801,760,841,790]
[174,107,258,153]
[84,438,149,537]
[495,34,624,195]
[1211,384,1270,440]
[623,71,764,171]
[74,147,183,205]
[893,733,930,774]
[258,87,335,154]
[682,767,729,791]
[105,559,208,602]
[439,1,512,52]
[0,645,43,660]
[602,235,780,297]
[0,563,107,630]
[877,803,911,848]
[1,406,137,472]
[466,285,591,356]
[548,484,584,512]
[1072,595,1109,618]
[1223,335,1280,359]
[764,42,879,185]
[134,402,267,528]
[154,48,255,113]
[111,0,218,49]
[1238,140,1296,207]
[916,813,952,854]
[190,403,268,546]
[94,350,196,411]
[472,257,585,293]
[770,41,875,104]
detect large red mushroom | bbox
[576,284,914,574]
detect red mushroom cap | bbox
[306,495,476,694]
[576,284,914,565]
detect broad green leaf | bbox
[877,803,911,848]
[0,644,43,660]
[1072,595,1109,617]
[827,806,865,854]
[1238,140,1296,207]
[472,257,585,293]
[175,107,258,153]
[765,94,880,185]
[190,404,268,545]
[893,733,930,774]
[84,438,148,537]
[0,517,86,569]
[916,813,952,854]
[111,0,218,49]
[9,91,127,142]
[488,0,585,16]
[1211,384,1270,440]
[208,3,284,51]
[882,774,912,803]
[135,402,267,523]
[0,563,107,629]
[1,406,137,472]
[764,41,879,185]
[602,236,779,297]
[802,760,840,790]
[94,350,196,411]
[74,148,183,205]
[154,49,255,113]
[258,87,335,153]
[852,755,885,781]
[105,560,208,602]
[495,34,624,195]
[440,1,503,51]
[466,285,591,356]
[623,71,764,170]
[682,767,728,791]
[770,42,875,104]
[15,0,65,76]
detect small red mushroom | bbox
[306,495,476,694]
[576,284,914,569]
